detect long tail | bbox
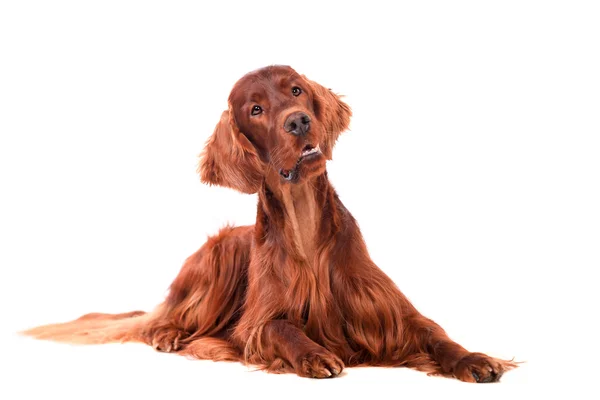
[19,310,243,362]
[20,311,150,345]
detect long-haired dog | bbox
[23,65,516,383]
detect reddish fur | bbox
[22,66,517,383]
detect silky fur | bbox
[22,65,516,383]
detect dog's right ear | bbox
[198,110,263,194]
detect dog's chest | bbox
[282,185,319,261]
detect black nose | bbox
[284,112,311,136]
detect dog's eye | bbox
[251,105,263,116]
[291,87,302,96]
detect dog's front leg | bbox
[252,320,344,378]
[406,315,516,383]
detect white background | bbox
[1,1,599,398]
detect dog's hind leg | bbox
[139,225,252,355]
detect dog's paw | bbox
[296,348,344,379]
[453,352,509,383]
[146,327,189,353]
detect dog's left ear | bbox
[305,77,352,159]
[198,109,263,194]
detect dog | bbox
[22,65,516,383]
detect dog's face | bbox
[229,67,325,183]
[199,66,351,194]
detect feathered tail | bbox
[20,311,149,345]
[19,310,243,362]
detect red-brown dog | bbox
[23,65,516,383]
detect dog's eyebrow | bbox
[277,72,298,89]
[242,81,269,102]
[247,90,265,102]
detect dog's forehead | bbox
[231,67,302,104]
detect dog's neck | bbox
[258,169,336,263]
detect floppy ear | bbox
[198,109,263,194]
[306,78,352,159]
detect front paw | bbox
[454,352,508,383]
[296,348,344,379]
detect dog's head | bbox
[199,65,351,193]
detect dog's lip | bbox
[299,144,320,160]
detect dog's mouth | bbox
[279,144,321,181]
[300,143,321,159]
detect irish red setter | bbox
[23,65,516,383]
